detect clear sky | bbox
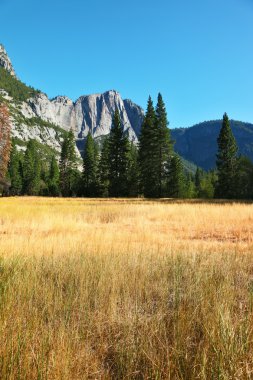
[1,0,253,128]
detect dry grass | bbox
[0,197,253,379]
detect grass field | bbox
[1,197,253,379]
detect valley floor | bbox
[0,198,253,379]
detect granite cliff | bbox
[0,45,144,155]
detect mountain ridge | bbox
[171,120,253,170]
[1,44,253,172]
[0,45,144,154]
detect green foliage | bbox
[60,130,79,197]
[184,175,196,198]
[216,113,238,198]
[138,97,159,197]
[195,167,202,195]
[22,140,41,195]
[83,132,99,197]
[8,143,23,195]
[0,67,39,102]
[139,94,173,198]
[171,119,253,171]
[235,156,253,199]
[181,157,197,175]
[127,142,139,197]
[5,85,253,200]
[199,172,216,199]
[167,154,185,198]
[48,156,60,196]
[108,109,130,197]
[156,93,173,197]
[98,137,110,197]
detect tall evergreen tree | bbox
[138,96,160,198]
[108,109,130,197]
[8,143,23,195]
[167,154,185,198]
[48,155,60,196]
[195,167,201,191]
[60,130,78,196]
[23,140,41,195]
[98,137,110,197]
[215,113,238,198]
[156,93,173,197]
[83,132,98,197]
[127,142,139,197]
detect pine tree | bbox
[199,172,215,199]
[8,143,23,195]
[23,140,41,195]
[108,109,130,197]
[156,93,173,197]
[60,130,78,197]
[98,137,110,197]
[39,160,50,196]
[167,154,185,198]
[216,113,238,198]
[48,156,60,196]
[184,173,196,199]
[127,142,139,197]
[194,167,202,197]
[83,132,98,197]
[138,96,160,198]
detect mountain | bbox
[0,44,144,156]
[1,44,253,173]
[0,44,16,77]
[171,120,253,170]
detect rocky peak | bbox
[0,43,145,154]
[0,44,16,77]
[51,95,73,106]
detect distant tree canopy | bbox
[3,94,253,199]
[0,67,39,102]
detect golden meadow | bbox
[0,197,253,379]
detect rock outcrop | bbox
[0,44,144,153]
[0,44,16,77]
[27,90,144,143]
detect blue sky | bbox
[1,0,253,128]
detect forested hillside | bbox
[172,120,253,170]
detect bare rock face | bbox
[123,99,144,137]
[27,90,144,143]
[0,44,16,77]
[74,91,142,141]
[0,44,145,153]
[28,93,76,131]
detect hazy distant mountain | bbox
[171,120,253,170]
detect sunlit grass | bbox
[0,197,253,379]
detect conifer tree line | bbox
[1,97,253,199]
